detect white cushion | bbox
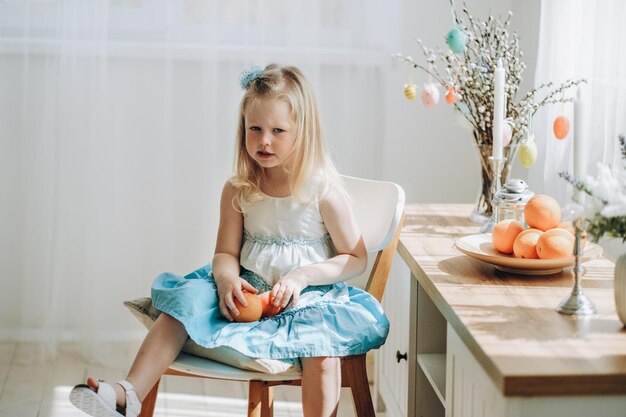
[124,298,301,375]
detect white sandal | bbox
[69,379,142,417]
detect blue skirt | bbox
[151,264,389,359]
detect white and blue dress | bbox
[151,193,389,360]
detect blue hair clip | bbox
[240,66,263,90]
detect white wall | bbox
[0,0,547,341]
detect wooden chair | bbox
[139,175,405,417]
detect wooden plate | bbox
[453,233,603,275]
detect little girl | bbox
[70,64,389,417]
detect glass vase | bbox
[469,130,520,224]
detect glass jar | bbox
[492,179,535,226]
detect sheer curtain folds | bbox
[530,0,626,203]
[0,0,399,359]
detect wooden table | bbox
[383,203,626,417]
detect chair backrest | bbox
[341,175,405,301]
[342,175,405,252]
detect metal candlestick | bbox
[556,217,596,315]
[480,156,506,233]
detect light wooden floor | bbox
[0,342,384,417]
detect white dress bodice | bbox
[239,194,336,286]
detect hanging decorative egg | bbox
[553,115,570,140]
[445,85,458,104]
[519,136,538,168]
[502,121,513,147]
[446,27,468,54]
[404,83,418,101]
[421,83,440,108]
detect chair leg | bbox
[248,381,274,417]
[262,385,274,417]
[138,378,161,417]
[343,354,375,417]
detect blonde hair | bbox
[230,64,341,205]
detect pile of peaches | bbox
[491,194,586,259]
[232,291,284,322]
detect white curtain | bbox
[530,0,626,207]
[0,0,400,360]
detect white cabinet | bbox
[377,255,448,417]
[445,324,626,417]
[378,256,626,417]
[412,275,446,417]
[376,254,411,417]
[445,324,504,417]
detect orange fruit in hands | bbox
[557,221,588,247]
[492,219,525,254]
[259,291,284,318]
[233,292,262,322]
[524,195,561,231]
[513,228,543,259]
[536,228,575,259]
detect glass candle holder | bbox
[492,179,535,226]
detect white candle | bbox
[492,59,505,160]
[574,85,586,203]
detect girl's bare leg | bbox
[300,356,341,417]
[86,313,188,408]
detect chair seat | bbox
[168,352,302,382]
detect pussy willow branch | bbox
[558,171,600,201]
[394,53,481,132]
[449,0,460,26]
[394,2,584,151]
[534,79,587,108]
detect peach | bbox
[557,221,587,247]
[259,291,284,318]
[513,228,543,259]
[524,195,561,231]
[492,219,525,254]
[233,291,262,322]
[536,228,575,259]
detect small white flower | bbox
[585,163,621,203]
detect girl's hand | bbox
[215,275,258,321]
[272,270,309,308]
